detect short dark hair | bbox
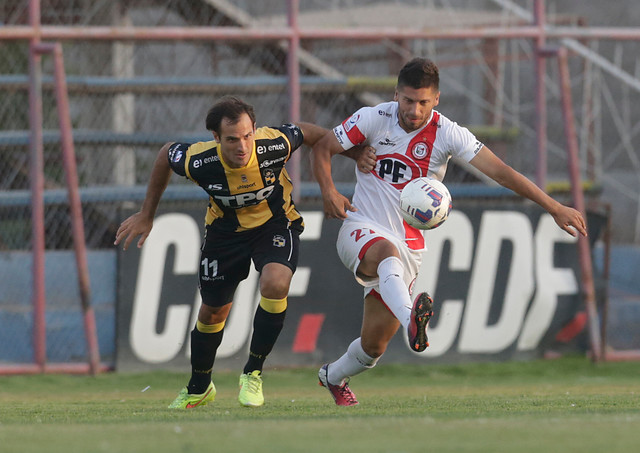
[397,57,439,91]
[205,95,256,135]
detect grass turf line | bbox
[1,356,639,452]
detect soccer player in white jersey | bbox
[311,57,588,406]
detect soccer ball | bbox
[399,177,452,230]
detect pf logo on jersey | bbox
[374,153,428,189]
[412,142,429,159]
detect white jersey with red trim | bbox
[333,101,483,251]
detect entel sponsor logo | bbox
[193,155,219,168]
[378,110,392,117]
[125,210,579,364]
[257,142,286,154]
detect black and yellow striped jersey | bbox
[167,124,305,232]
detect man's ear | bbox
[212,132,220,143]
[393,89,398,101]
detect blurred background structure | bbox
[0,0,639,371]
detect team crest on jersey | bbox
[411,142,429,159]
[263,168,276,185]
[169,149,182,163]
[344,113,360,132]
[272,235,286,247]
[241,174,248,183]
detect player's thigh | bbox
[337,221,402,282]
[251,220,302,290]
[337,221,385,284]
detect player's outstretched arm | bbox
[469,145,587,237]
[114,142,174,250]
[297,121,375,171]
[296,122,328,148]
[311,131,357,219]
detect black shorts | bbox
[198,217,303,307]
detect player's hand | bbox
[114,212,154,250]
[322,189,356,220]
[551,205,587,237]
[356,145,377,174]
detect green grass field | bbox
[1,356,639,453]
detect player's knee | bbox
[358,240,400,277]
[259,279,290,299]
[198,303,231,325]
[259,263,293,299]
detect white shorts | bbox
[336,219,423,296]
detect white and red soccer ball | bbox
[399,177,452,230]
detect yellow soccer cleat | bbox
[238,370,264,407]
[168,381,216,409]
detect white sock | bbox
[327,338,379,385]
[377,256,412,329]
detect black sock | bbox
[187,327,223,394]
[243,305,286,374]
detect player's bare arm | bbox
[114,142,174,250]
[470,145,587,237]
[311,131,358,219]
[298,122,376,172]
[296,121,328,147]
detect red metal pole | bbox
[48,42,101,375]
[4,25,640,42]
[287,0,301,202]
[557,46,602,362]
[534,0,548,189]
[28,0,46,373]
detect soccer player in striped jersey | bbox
[115,96,368,409]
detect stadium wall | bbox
[1,201,627,371]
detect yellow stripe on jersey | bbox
[280,168,302,224]
[205,200,224,226]
[236,200,272,230]
[185,127,300,232]
[219,145,264,194]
